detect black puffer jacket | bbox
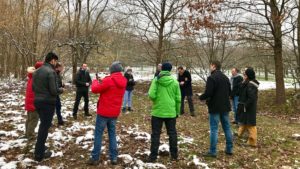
[237,80,259,125]
[124,72,135,91]
[33,63,63,105]
[199,70,231,113]
[178,70,193,96]
[75,69,91,91]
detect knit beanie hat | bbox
[161,62,172,71]
[110,61,123,73]
[245,68,256,80]
[35,61,43,69]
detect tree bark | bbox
[270,0,286,104]
[264,63,268,81]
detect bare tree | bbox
[122,0,189,66]
[230,0,296,104]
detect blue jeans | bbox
[232,96,239,122]
[91,115,118,161]
[122,90,133,108]
[209,112,233,155]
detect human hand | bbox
[180,81,184,85]
[86,83,89,87]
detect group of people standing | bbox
[23,52,259,165]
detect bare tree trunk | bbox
[297,4,300,76]
[156,0,166,65]
[264,64,268,81]
[270,0,286,104]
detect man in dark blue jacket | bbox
[199,61,233,158]
[33,52,63,162]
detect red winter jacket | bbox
[91,72,127,118]
[25,68,35,112]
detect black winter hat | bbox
[161,62,172,71]
[245,68,256,80]
[110,61,123,73]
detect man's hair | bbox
[177,66,184,70]
[210,60,221,70]
[233,67,240,73]
[45,52,58,63]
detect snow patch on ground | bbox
[187,155,210,169]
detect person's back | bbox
[147,63,181,162]
[149,71,181,118]
[199,61,233,158]
[203,70,231,113]
[92,72,127,117]
[88,61,127,166]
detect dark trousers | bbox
[73,89,89,115]
[180,93,194,114]
[34,101,55,158]
[150,116,178,159]
[56,96,63,123]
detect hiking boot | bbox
[128,107,133,112]
[87,158,100,166]
[58,121,64,126]
[34,151,52,162]
[203,152,217,158]
[111,159,117,165]
[122,107,126,113]
[225,151,233,156]
[146,157,157,163]
[85,113,92,117]
[190,112,195,117]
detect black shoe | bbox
[203,152,217,158]
[111,159,117,165]
[73,114,77,120]
[122,107,126,113]
[128,107,133,112]
[87,158,100,166]
[225,151,233,156]
[34,151,52,162]
[146,157,157,163]
[190,112,195,116]
[58,121,64,126]
[85,113,92,117]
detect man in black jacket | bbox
[33,52,64,162]
[230,68,243,124]
[73,63,92,119]
[199,61,233,158]
[178,66,195,116]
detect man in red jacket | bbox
[88,61,127,166]
[24,61,43,140]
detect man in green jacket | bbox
[147,62,181,162]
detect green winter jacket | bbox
[148,71,181,118]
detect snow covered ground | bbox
[0,80,210,169]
